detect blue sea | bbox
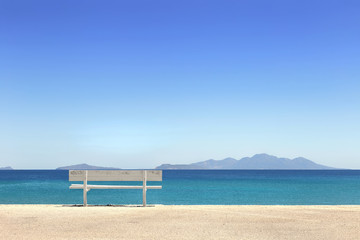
[0,170,360,205]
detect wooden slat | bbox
[69,184,162,190]
[69,170,162,182]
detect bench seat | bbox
[70,184,162,190]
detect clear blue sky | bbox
[1,0,359,169]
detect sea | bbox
[0,170,360,205]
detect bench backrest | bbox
[69,170,162,182]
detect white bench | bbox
[69,170,162,207]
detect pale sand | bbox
[1,205,360,240]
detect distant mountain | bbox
[155,164,206,170]
[56,163,121,170]
[156,154,334,170]
[0,166,13,170]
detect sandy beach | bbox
[0,205,359,240]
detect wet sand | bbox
[1,205,359,240]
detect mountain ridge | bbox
[156,154,334,170]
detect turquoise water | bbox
[0,170,360,205]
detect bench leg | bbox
[143,170,147,207]
[83,170,88,207]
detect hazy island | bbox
[0,166,13,170]
[156,154,334,170]
[56,163,121,170]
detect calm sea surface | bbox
[0,170,360,205]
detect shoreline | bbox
[1,205,360,239]
[1,203,360,206]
